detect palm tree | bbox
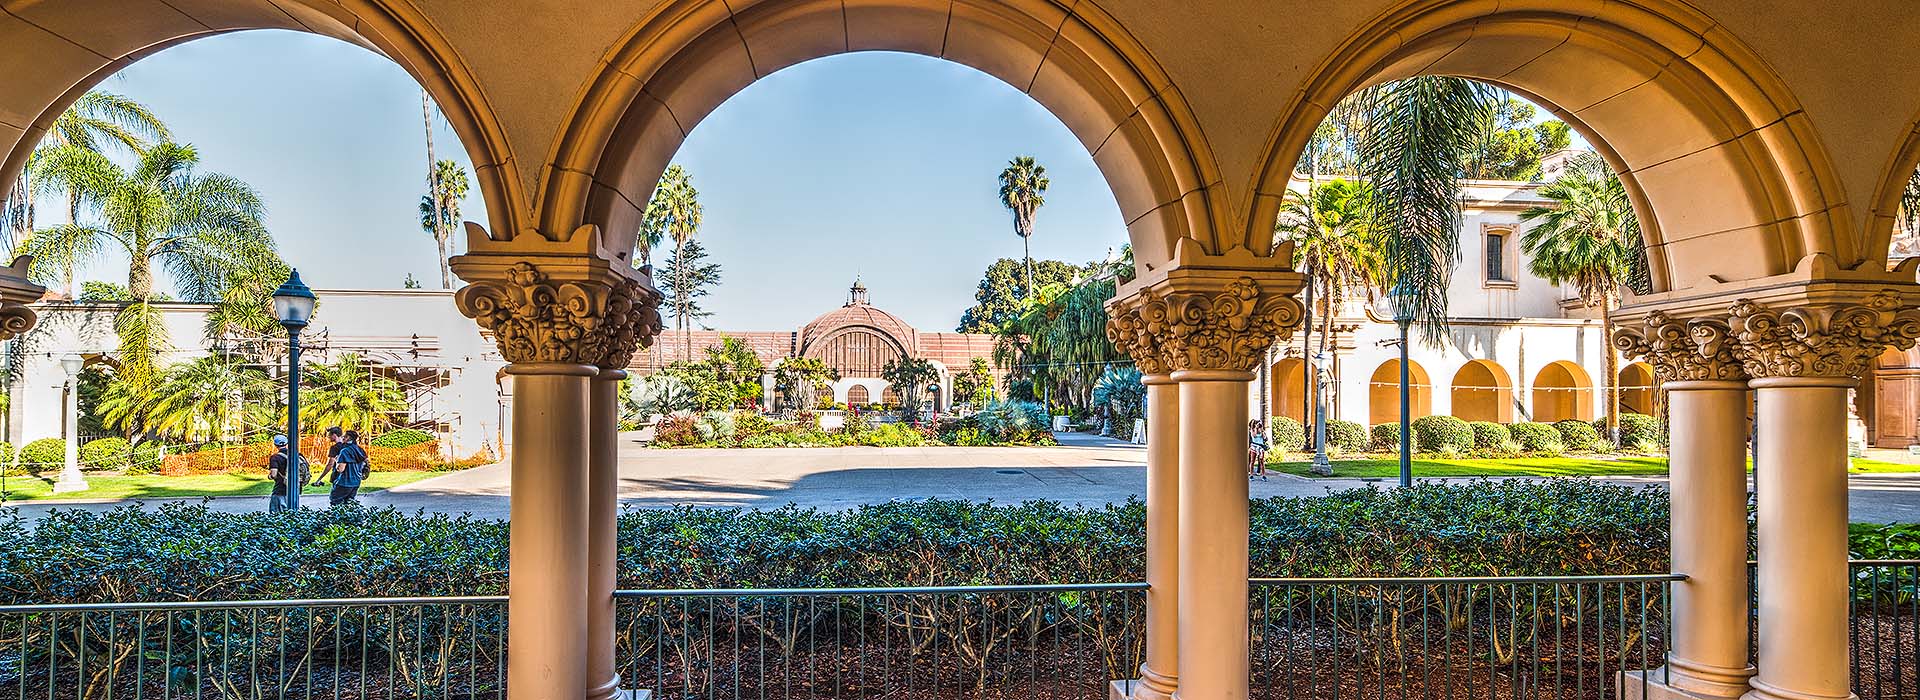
[418,159,469,289]
[997,156,1050,298]
[23,142,275,388]
[1278,179,1382,358]
[138,356,272,442]
[643,165,703,360]
[1519,154,1642,443]
[1353,77,1498,339]
[301,353,408,433]
[11,91,171,292]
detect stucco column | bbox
[1615,314,1755,700]
[1108,269,1304,700]
[453,246,663,700]
[1174,368,1253,700]
[587,368,625,700]
[1719,293,1920,700]
[1133,374,1181,699]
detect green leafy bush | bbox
[1554,420,1606,452]
[19,438,64,473]
[1327,420,1367,453]
[0,480,1669,604]
[127,441,165,475]
[79,437,132,471]
[0,442,13,476]
[853,423,927,447]
[1510,422,1565,454]
[1411,415,1473,453]
[652,414,703,446]
[1468,421,1511,449]
[369,428,434,449]
[1369,423,1412,453]
[1269,417,1305,453]
[1596,414,1665,450]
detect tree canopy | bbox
[957,258,1082,334]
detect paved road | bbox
[8,432,1920,523]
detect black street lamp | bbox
[1382,281,1417,488]
[272,269,317,511]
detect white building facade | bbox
[1257,180,1653,432]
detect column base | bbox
[587,674,621,700]
[1622,665,1754,700]
[1741,678,1855,700]
[51,478,89,493]
[1110,678,1175,700]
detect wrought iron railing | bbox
[2,568,1915,699]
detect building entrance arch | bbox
[1450,359,1514,424]
[1618,362,1656,416]
[1531,360,1595,423]
[1368,359,1432,427]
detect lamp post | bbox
[52,354,87,493]
[272,269,317,511]
[1309,350,1334,475]
[1382,282,1416,488]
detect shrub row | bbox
[1263,417,1365,454]
[0,480,1670,604]
[654,402,1055,449]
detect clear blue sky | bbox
[98,31,1129,332]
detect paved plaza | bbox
[7,433,1920,523]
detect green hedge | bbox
[370,428,435,449]
[1554,420,1606,452]
[0,480,1671,603]
[1327,420,1367,453]
[1597,414,1665,450]
[80,437,132,471]
[1511,422,1564,454]
[1369,423,1410,453]
[1269,417,1305,453]
[1469,421,1512,449]
[1411,415,1473,453]
[18,438,63,473]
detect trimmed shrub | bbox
[1554,420,1606,452]
[369,428,434,449]
[1510,422,1565,454]
[127,441,164,475]
[1369,423,1413,453]
[79,437,132,471]
[1410,415,1473,453]
[1327,420,1367,453]
[1468,421,1512,449]
[19,438,64,473]
[651,414,702,446]
[0,480,1670,604]
[1596,414,1665,449]
[1269,417,1305,453]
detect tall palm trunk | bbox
[1022,233,1033,299]
[422,91,451,289]
[1602,295,1620,445]
[676,237,690,361]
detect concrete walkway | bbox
[7,433,1920,523]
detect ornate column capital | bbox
[1726,291,1920,381]
[1611,311,1746,384]
[1106,267,1306,375]
[0,256,44,341]
[451,225,662,367]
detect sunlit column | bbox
[1729,294,1920,700]
[1615,314,1754,700]
[502,363,594,700]
[587,368,624,700]
[1138,373,1180,699]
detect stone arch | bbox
[1271,358,1308,424]
[1618,361,1657,416]
[804,326,908,380]
[845,384,870,406]
[1532,360,1595,423]
[1251,0,1856,292]
[548,0,1235,278]
[1368,359,1432,427]
[0,1,526,241]
[1449,359,1514,424]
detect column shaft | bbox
[586,370,623,700]
[1173,371,1251,700]
[1663,381,1755,698]
[1745,378,1854,700]
[1136,376,1179,699]
[506,365,595,700]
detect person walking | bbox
[1248,419,1270,481]
[327,429,369,506]
[266,435,308,512]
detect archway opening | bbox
[1532,360,1594,423]
[845,384,870,406]
[1617,362,1655,416]
[1369,359,1432,427]
[1271,358,1308,424]
[1450,360,1514,423]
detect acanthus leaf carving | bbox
[1726,292,1920,380]
[1611,311,1745,384]
[455,262,622,366]
[1109,277,1304,375]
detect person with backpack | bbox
[266,435,309,512]
[327,429,370,506]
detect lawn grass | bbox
[1271,455,1920,478]
[0,470,448,502]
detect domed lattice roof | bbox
[798,281,917,353]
